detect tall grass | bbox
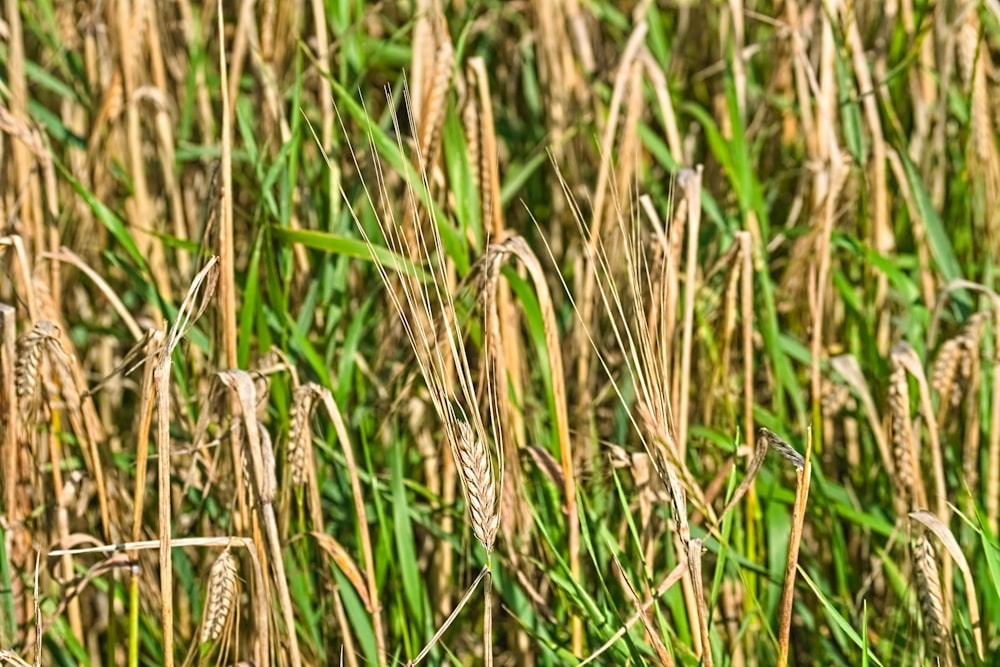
[0,1,998,665]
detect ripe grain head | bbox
[912,532,947,649]
[888,353,922,509]
[15,320,59,410]
[453,419,499,553]
[201,547,238,644]
[288,383,321,488]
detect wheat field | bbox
[0,0,998,665]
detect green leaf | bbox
[272,226,430,281]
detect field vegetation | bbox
[1,0,999,665]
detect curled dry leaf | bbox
[309,531,372,613]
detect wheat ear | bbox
[201,548,238,644]
[912,531,947,649]
[452,419,500,553]
[288,383,321,488]
[15,320,59,409]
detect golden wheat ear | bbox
[451,418,500,553]
[201,548,238,645]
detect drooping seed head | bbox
[201,548,238,644]
[453,419,499,553]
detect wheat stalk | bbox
[341,81,506,666]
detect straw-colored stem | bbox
[777,432,812,667]
[677,166,703,459]
[154,357,175,666]
[320,390,386,664]
[577,21,649,419]
[1,305,16,528]
[407,566,490,667]
[687,539,713,667]
[501,237,580,654]
[4,0,37,249]
[133,331,165,546]
[738,231,754,459]
[217,0,237,371]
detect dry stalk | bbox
[118,0,169,302]
[404,566,491,667]
[808,148,849,454]
[217,370,301,667]
[131,330,166,546]
[0,651,31,667]
[39,322,113,543]
[54,536,268,667]
[894,342,954,609]
[4,0,40,248]
[991,305,1000,535]
[776,430,812,667]
[842,4,891,354]
[640,53,683,161]
[307,532,372,612]
[485,235,577,646]
[154,257,219,667]
[721,429,805,521]
[576,20,649,437]
[465,62,527,563]
[830,354,895,479]
[686,538,713,667]
[578,559,688,666]
[0,304,27,647]
[0,236,39,321]
[479,242,529,554]
[894,344,947,515]
[611,552,674,667]
[402,4,453,251]
[342,85,506,664]
[737,231,754,450]
[958,316,985,517]
[676,167,703,460]
[41,248,143,339]
[216,0,237,371]
[551,162,719,646]
[465,58,503,240]
[316,387,385,662]
[1,305,17,529]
